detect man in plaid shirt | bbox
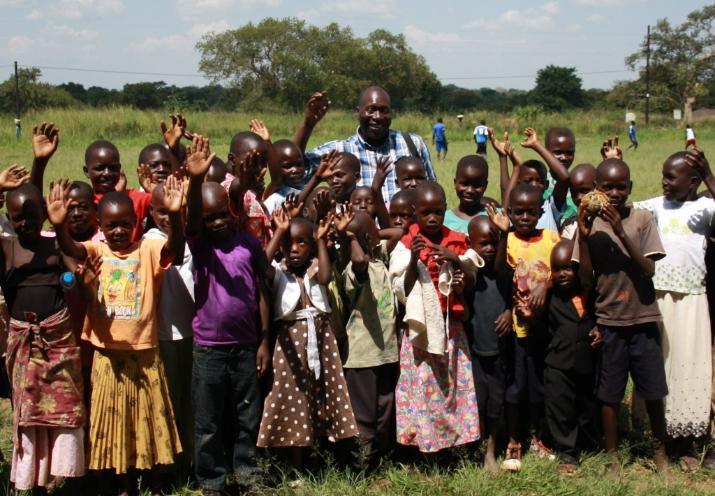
[303,86,436,203]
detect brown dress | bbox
[258,263,358,448]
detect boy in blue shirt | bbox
[474,120,488,155]
[432,117,447,161]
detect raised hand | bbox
[316,212,335,240]
[0,164,30,191]
[32,122,60,161]
[163,174,185,213]
[249,119,270,142]
[137,163,154,192]
[521,127,539,149]
[486,204,510,232]
[283,192,304,219]
[333,208,354,233]
[304,91,331,127]
[312,189,333,219]
[372,156,392,191]
[160,113,187,150]
[315,149,339,180]
[272,207,290,231]
[115,171,127,192]
[489,128,511,156]
[46,179,72,225]
[186,135,215,178]
[600,136,622,160]
[684,147,710,178]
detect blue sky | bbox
[0,0,708,91]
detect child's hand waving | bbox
[521,127,539,149]
[186,135,216,178]
[163,175,185,213]
[272,207,290,231]
[160,114,187,150]
[372,156,392,192]
[137,163,154,193]
[32,122,60,161]
[283,192,304,219]
[316,213,335,240]
[486,204,509,233]
[46,179,71,225]
[0,164,30,191]
[488,128,510,157]
[600,137,622,160]
[333,209,354,234]
[250,119,270,142]
[315,149,339,180]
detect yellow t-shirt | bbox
[507,229,560,338]
[81,239,171,350]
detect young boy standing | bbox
[574,158,670,477]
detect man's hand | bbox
[283,192,304,219]
[372,156,392,191]
[0,164,30,192]
[137,163,154,193]
[46,179,71,225]
[250,119,270,142]
[521,127,539,149]
[185,135,216,178]
[600,203,625,237]
[495,309,513,337]
[589,327,603,348]
[600,137,622,160]
[32,122,60,161]
[304,91,330,128]
[486,204,510,232]
[160,114,187,150]
[256,340,271,377]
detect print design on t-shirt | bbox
[96,257,141,319]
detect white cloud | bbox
[55,0,124,19]
[464,2,558,32]
[0,0,29,6]
[298,0,394,21]
[586,13,604,23]
[572,0,625,5]
[130,35,185,54]
[8,35,32,52]
[52,24,99,41]
[190,20,231,38]
[26,9,41,20]
[404,25,463,44]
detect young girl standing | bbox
[389,181,481,452]
[634,149,714,469]
[257,209,358,456]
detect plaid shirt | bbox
[305,128,436,202]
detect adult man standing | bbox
[474,120,488,155]
[303,86,435,202]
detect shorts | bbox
[472,354,506,421]
[506,335,545,406]
[597,322,668,404]
[687,138,697,146]
[476,142,487,154]
[435,141,448,153]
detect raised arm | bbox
[185,135,216,237]
[489,129,511,201]
[685,147,715,200]
[160,175,186,263]
[264,208,289,281]
[294,91,330,153]
[315,213,335,285]
[486,204,510,273]
[370,156,392,229]
[521,127,570,208]
[501,147,522,212]
[46,180,87,261]
[161,113,187,155]
[296,149,339,206]
[31,122,60,194]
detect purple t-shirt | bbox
[189,230,262,346]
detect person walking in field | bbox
[474,120,489,155]
[433,117,448,161]
[685,124,697,150]
[627,121,638,151]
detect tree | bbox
[0,67,79,113]
[120,81,168,109]
[625,4,715,108]
[530,65,584,111]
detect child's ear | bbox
[83,166,89,178]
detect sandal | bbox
[558,463,577,476]
[502,442,522,472]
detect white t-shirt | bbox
[143,228,195,340]
[686,127,696,140]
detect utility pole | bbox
[645,25,650,126]
[13,61,22,139]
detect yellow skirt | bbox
[87,348,182,473]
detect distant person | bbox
[685,124,697,150]
[432,117,448,161]
[627,121,638,150]
[457,114,464,127]
[14,118,20,140]
[474,120,489,155]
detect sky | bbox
[0,0,709,91]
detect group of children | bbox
[0,103,714,495]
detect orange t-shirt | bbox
[81,238,172,350]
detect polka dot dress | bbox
[257,314,359,448]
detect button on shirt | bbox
[305,128,435,203]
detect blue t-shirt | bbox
[628,124,637,141]
[474,125,488,144]
[433,122,446,142]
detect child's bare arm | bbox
[487,204,510,273]
[46,180,87,261]
[30,122,60,194]
[577,204,595,290]
[293,91,330,153]
[489,129,512,201]
[371,156,392,229]
[501,145,522,211]
[601,203,655,277]
[404,235,426,296]
[316,213,334,285]
[521,127,569,208]
[255,272,271,377]
[685,148,715,201]
[296,149,339,207]
[264,209,289,281]
[185,135,216,237]
[160,175,186,263]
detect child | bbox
[185,137,271,493]
[633,149,714,469]
[257,210,358,456]
[340,211,398,459]
[627,121,638,151]
[350,187,378,220]
[544,238,602,473]
[47,176,185,488]
[263,139,307,214]
[444,155,489,233]
[465,215,512,473]
[138,143,176,186]
[394,156,427,191]
[2,176,86,492]
[66,181,101,242]
[206,156,228,184]
[503,157,560,231]
[84,140,152,242]
[328,152,361,204]
[389,181,480,452]
[573,158,670,477]
[559,164,596,240]
[143,181,195,479]
[493,183,561,470]
[389,189,416,230]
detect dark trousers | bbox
[476,142,487,154]
[506,335,547,439]
[192,343,260,491]
[544,366,599,462]
[345,363,399,455]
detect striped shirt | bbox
[305,128,436,202]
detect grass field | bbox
[1,107,715,495]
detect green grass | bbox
[1,107,715,495]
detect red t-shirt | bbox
[93,189,151,242]
[400,223,469,319]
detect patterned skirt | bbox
[395,320,480,452]
[258,314,358,447]
[87,348,182,473]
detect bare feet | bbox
[484,453,499,475]
[606,460,620,481]
[558,463,577,476]
[654,448,672,481]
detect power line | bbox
[17,64,206,78]
[441,69,632,81]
